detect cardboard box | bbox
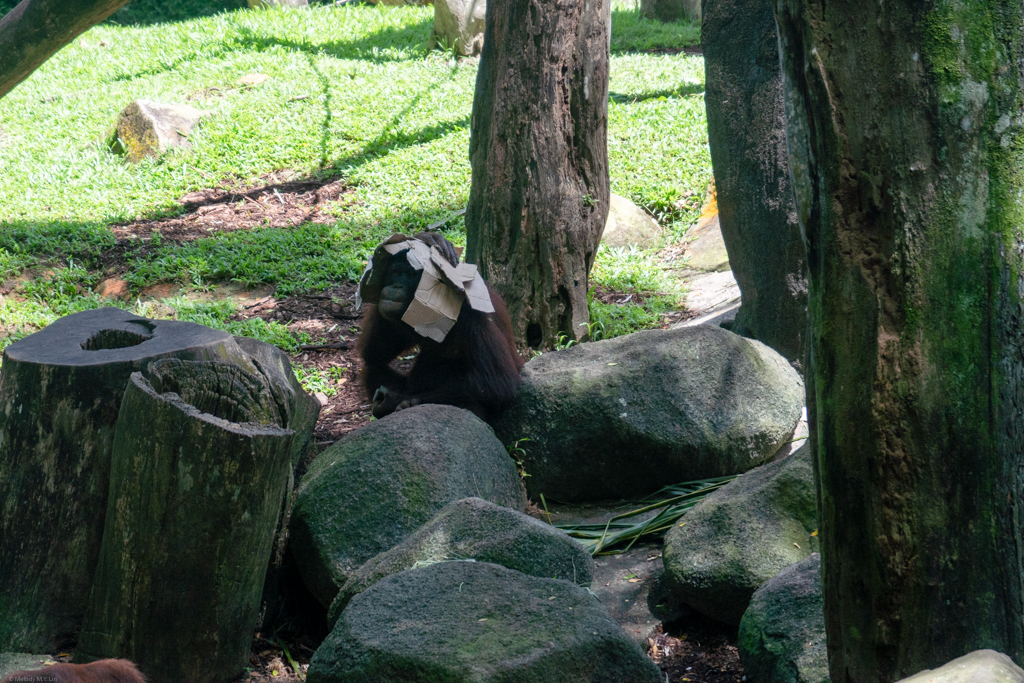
[357,236,495,343]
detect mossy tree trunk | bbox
[0,0,131,100]
[774,0,1024,679]
[466,0,610,349]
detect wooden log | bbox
[0,307,257,652]
[232,336,321,628]
[75,359,294,683]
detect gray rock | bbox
[433,0,486,56]
[896,650,1024,683]
[641,0,700,23]
[109,100,209,162]
[308,561,662,683]
[686,210,731,273]
[602,194,662,249]
[663,443,817,625]
[738,553,828,683]
[0,654,55,678]
[703,0,806,367]
[327,497,594,625]
[494,325,803,502]
[290,405,527,607]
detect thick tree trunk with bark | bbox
[774,0,1024,679]
[0,308,255,652]
[0,0,131,100]
[702,0,806,367]
[76,360,294,683]
[466,0,610,349]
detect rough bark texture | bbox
[75,360,294,683]
[466,0,610,349]
[773,0,1024,679]
[702,0,806,366]
[0,308,254,652]
[0,0,131,100]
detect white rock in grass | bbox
[109,100,210,162]
[433,0,486,56]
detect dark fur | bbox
[0,659,145,683]
[358,238,523,422]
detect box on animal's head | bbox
[356,234,494,342]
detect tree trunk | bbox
[0,0,131,100]
[0,308,256,652]
[466,0,610,349]
[773,0,1024,679]
[75,360,294,683]
[702,0,806,367]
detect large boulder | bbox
[327,497,593,624]
[308,561,662,683]
[738,553,828,683]
[896,650,1024,683]
[494,325,803,502]
[663,443,817,624]
[702,0,806,367]
[433,0,486,56]
[290,405,527,607]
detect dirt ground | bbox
[52,175,740,682]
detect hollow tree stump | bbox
[232,335,321,627]
[0,307,257,652]
[75,359,295,683]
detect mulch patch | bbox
[640,45,703,55]
[92,173,355,281]
[110,172,354,243]
[649,616,745,683]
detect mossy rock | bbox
[663,443,818,625]
[738,553,828,683]
[494,325,803,502]
[290,405,527,607]
[308,561,662,683]
[327,497,594,626]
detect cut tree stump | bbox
[75,359,295,683]
[0,307,257,652]
[232,335,321,627]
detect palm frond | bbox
[555,475,736,555]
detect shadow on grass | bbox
[609,82,704,103]
[106,17,434,84]
[0,219,115,262]
[610,8,701,54]
[105,0,248,27]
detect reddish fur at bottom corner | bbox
[0,659,146,683]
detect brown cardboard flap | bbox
[356,234,496,341]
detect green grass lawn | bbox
[0,1,709,350]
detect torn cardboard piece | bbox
[356,235,495,343]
